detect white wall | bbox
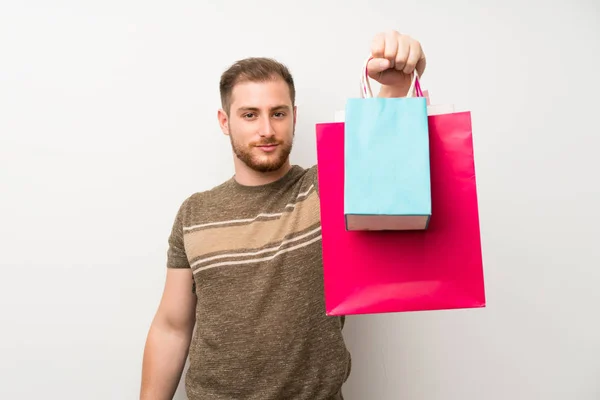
[1,1,599,399]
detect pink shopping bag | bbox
[315,110,486,315]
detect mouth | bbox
[256,143,279,152]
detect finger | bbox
[370,32,385,59]
[414,41,426,77]
[394,35,410,71]
[383,30,398,68]
[416,55,427,77]
[402,41,422,74]
[367,57,391,75]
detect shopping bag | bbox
[334,91,448,121]
[344,57,431,231]
[315,104,486,316]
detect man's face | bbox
[219,78,296,173]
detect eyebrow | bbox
[237,105,291,112]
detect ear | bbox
[293,105,297,126]
[217,108,229,136]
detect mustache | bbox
[253,139,280,146]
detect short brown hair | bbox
[219,57,296,114]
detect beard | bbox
[229,129,294,173]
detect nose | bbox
[258,115,275,138]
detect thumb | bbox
[367,58,391,76]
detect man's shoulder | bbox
[186,179,232,203]
[274,164,319,200]
[299,164,319,195]
[172,178,235,221]
[301,163,318,183]
[289,163,318,186]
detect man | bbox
[140,30,426,400]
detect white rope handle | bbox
[360,56,422,99]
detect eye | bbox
[273,112,286,118]
[243,112,256,119]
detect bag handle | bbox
[360,56,423,99]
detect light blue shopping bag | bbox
[344,59,431,231]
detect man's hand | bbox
[367,30,426,98]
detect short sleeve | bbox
[166,199,190,269]
[308,164,320,197]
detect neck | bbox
[232,157,292,187]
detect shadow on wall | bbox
[341,314,419,400]
[340,309,489,400]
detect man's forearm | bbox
[140,324,193,399]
